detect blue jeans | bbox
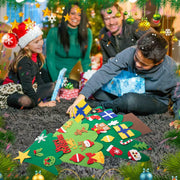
[93,90,168,115]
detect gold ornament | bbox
[138,19,150,31]
[42,7,51,17]
[172,36,178,42]
[32,171,44,180]
[160,29,166,35]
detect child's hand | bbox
[38,101,56,107]
[66,94,85,118]
[56,96,61,103]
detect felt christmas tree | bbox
[53,118,104,169]
[14,130,63,175]
[82,106,150,162]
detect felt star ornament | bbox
[64,13,70,22]
[10,20,20,29]
[3,15,8,21]
[14,150,31,164]
[18,12,24,17]
[35,133,47,143]
[42,7,51,17]
[35,3,41,8]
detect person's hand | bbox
[56,95,61,103]
[66,94,85,118]
[38,101,56,107]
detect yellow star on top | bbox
[10,20,19,29]
[42,7,51,17]
[64,13,70,21]
[19,12,24,17]
[3,15,8,21]
[14,150,31,164]
[35,3,41,8]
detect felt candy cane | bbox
[51,68,67,101]
[120,139,133,145]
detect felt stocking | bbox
[106,145,122,156]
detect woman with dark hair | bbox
[46,2,93,85]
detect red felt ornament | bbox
[2,33,18,49]
[70,153,85,163]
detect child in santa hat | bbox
[0,19,59,109]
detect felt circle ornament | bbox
[2,33,18,49]
[43,156,56,166]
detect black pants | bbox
[93,89,168,115]
[7,82,54,109]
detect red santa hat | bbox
[84,139,94,147]
[12,19,43,48]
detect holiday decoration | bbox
[48,13,56,23]
[82,108,150,161]
[172,176,178,180]
[128,149,141,161]
[99,110,117,121]
[64,13,71,22]
[14,130,63,175]
[72,99,92,123]
[160,29,166,35]
[53,118,104,169]
[153,13,161,21]
[172,36,178,42]
[165,29,172,36]
[123,11,128,15]
[32,171,44,180]
[0,173,3,180]
[140,168,153,180]
[91,9,96,18]
[138,18,151,31]
[107,9,112,14]
[42,7,51,17]
[2,33,18,49]
[126,16,135,24]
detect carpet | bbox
[1,99,177,179]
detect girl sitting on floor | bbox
[0,19,57,109]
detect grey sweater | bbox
[81,46,180,115]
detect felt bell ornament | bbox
[32,171,44,180]
[172,36,178,42]
[2,33,18,49]
[126,16,135,25]
[138,18,151,31]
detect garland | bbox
[0,0,180,12]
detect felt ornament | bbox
[99,110,117,121]
[78,139,94,151]
[108,120,119,126]
[128,149,141,161]
[101,135,114,142]
[113,124,135,139]
[86,115,101,121]
[72,99,92,123]
[86,151,104,164]
[70,153,85,163]
[106,145,123,156]
[120,139,133,145]
[14,150,31,164]
[57,127,66,133]
[91,123,110,134]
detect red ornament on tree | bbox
[2,33,18,49]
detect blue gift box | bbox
[102,70,145,97]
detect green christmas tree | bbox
[14,130,63,175]
[53,118,104,169]
[82,107,150,162]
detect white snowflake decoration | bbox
[2,34,13,45]
[165,29,172,36]
[48,13,56,23]
[35,133,47,143]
